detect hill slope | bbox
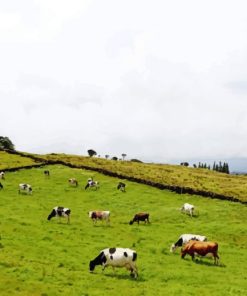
[1,150,247,203]
[0,164,246,295]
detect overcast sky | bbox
[1,0,247,163]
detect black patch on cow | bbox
[57,207,64,216]
[124,252,128,257]
[175,237,183,247]
[65,209,71,216]
[109,248,116,254]
[110,255,113,260]
[132,252,137,261]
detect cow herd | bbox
[0,169,220,279]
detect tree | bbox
[105,155,109,159]
[87,149,97,157]
[131,159,143,163]
[121,153,127,160]
[112,156,118,161]
[0,136,15,150]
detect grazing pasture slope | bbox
[0,164,246,295]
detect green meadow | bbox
[0,164,246,295]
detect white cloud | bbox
[1,0,247,164]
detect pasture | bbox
[0,165,246,295]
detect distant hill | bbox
[1,149,247,203]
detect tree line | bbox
[180,161,230,174]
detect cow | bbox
[181,240,219,264]
[129,213,150,225]
[89,247,138,278]
[88,211,110,224]
[68,178,78,187]
[0,182,3,189]
[18,183,32,194]
[170,234,208,253]
[44,170,50,177]
[181,203,195,217]
[117,182,126,192]
[47,206,71,224]
[85,178,99,190]
[0,172,5,180]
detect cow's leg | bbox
[214,252,219,265]
[191,253,195,261]
[67,215,70,224]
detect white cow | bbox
[88,210,110,224]
[170,234,207,252]
[0,172,5,180]
[181,203,195,217]
[68,178,78,187]
[18,183,32,194]
[89,247,138,278]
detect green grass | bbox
[0,165,246,295]
[26,152,247,203]
[0,151,41,170]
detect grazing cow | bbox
[170,234,207,253]
[0,172,5,180]
[47,206,71,224]
[0,182,3,189]
[129,212,150,225]
[44,170,50,177]
[117,182,126,192]
[89,247,138,278]
[181,203,195,217]
[68,178,78,187]
[181,240,219,264]
[85,178,99,190]
[18,183,32,194]
[88,211,110,224]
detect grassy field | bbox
[0,164,246,295]
[0,151,40,170]
[25,152,247,203]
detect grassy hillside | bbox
[0,165,246,295]
[25,152,247,203]
[0,151,41,170]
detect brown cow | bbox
[129,213,150,225]
[181,240,219,264]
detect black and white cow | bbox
[170,234,207,253]
[89,247,138,278]
[117,182,126,192]
[44,170,50,177]
[47,206,71,224]
[0,172,5,180]
[85,178,99,190]
[0,182,3,189]
[18,183,32,194]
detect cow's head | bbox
[170,244,176,253]
[89,260,95,272]
[47,209,56,220]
